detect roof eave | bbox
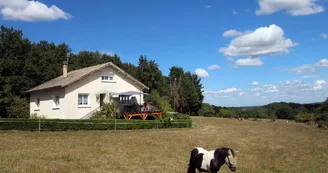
[108,62,150,90]
[25,62,150,93]
[25,85,62,93]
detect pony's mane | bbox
[215,147,235,157]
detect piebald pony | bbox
[187,147,238,173]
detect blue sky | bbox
[1,0,328,106]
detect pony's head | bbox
[224,148,238,172]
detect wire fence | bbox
[0,119,192,132]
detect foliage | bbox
[0,118,192,131]
[317,121,328,129]
[198,103,215,117]
[267,103,296,120]
[163,112,190,120]
[295,113,317,123]
[91,101,120,119]
[30,113,46,119]
[149,90,173,113]
[168,66,203,115]
[219,109,234,118]
[6,96,30,118]
[269,114,276,121]
[137,56,164,93]
[211,105,222,116]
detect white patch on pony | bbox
[226,149,237,166]
[196,147,215,171]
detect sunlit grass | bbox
[0,117,327,173]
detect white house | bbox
[26,62,149,119]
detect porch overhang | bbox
[118,91,150,96]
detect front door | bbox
[100,94,105,107]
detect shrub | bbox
[7,96,29,118]
[172,113,190,120]
[269,114,276,122]
[149,90,173,113]
[163,113,190,120]
[295,113,317,123]
[198,103,215,117]
[91,99,120,119]
[30,113,46,119]
[219,109,233,118]
[0,118,192,131]
[318,121,328,129]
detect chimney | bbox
[63,61,68,77]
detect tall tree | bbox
[169,66,184,112]
[136,56,162,93]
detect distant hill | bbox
[211,101,324,109]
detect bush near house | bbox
[91,101,120,119]
[0,118,192,131]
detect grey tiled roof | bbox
[26,62,149,92]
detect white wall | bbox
[64,66,145,119]
[29,88,66,119]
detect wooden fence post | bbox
[114,119,117,131]
[38,118,41,133]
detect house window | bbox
[119,95,131,105]
[101,72,115,82]
[78,94,89,107]
[35,98,40,110]
[53,96,60,109]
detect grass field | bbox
[1,117,328,173]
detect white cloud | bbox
[222,30,243,37]
[262,85,279,93]
[301,75,318,78]
[219,24,297,58]
[251,84,279,93]
[195,68,210,78]
[316,58,328,67]
[313,80,326,91]
[208,65,221,70]
[233,9,237,15]
[206,79,328,107]
[0,0,71,21]
[251,88,262,92]
[280,80,327,91]
[287,59,328,77]
[253,92,261,96]
[204,87,245,98]
[255,0,325,16]
[205,5,212,9]
[322,33,327,39]
[289,64,316,75]
[227,57,234,62]
[219,88,237,94]
[222,29,252,38]
[281,80,311,89]
[251,81,260,86]
[235,58,264,66]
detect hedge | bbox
[0,118,192,131]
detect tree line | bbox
[0,25,204,118]
[198,100,328,129]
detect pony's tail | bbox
[187,148,198,173]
